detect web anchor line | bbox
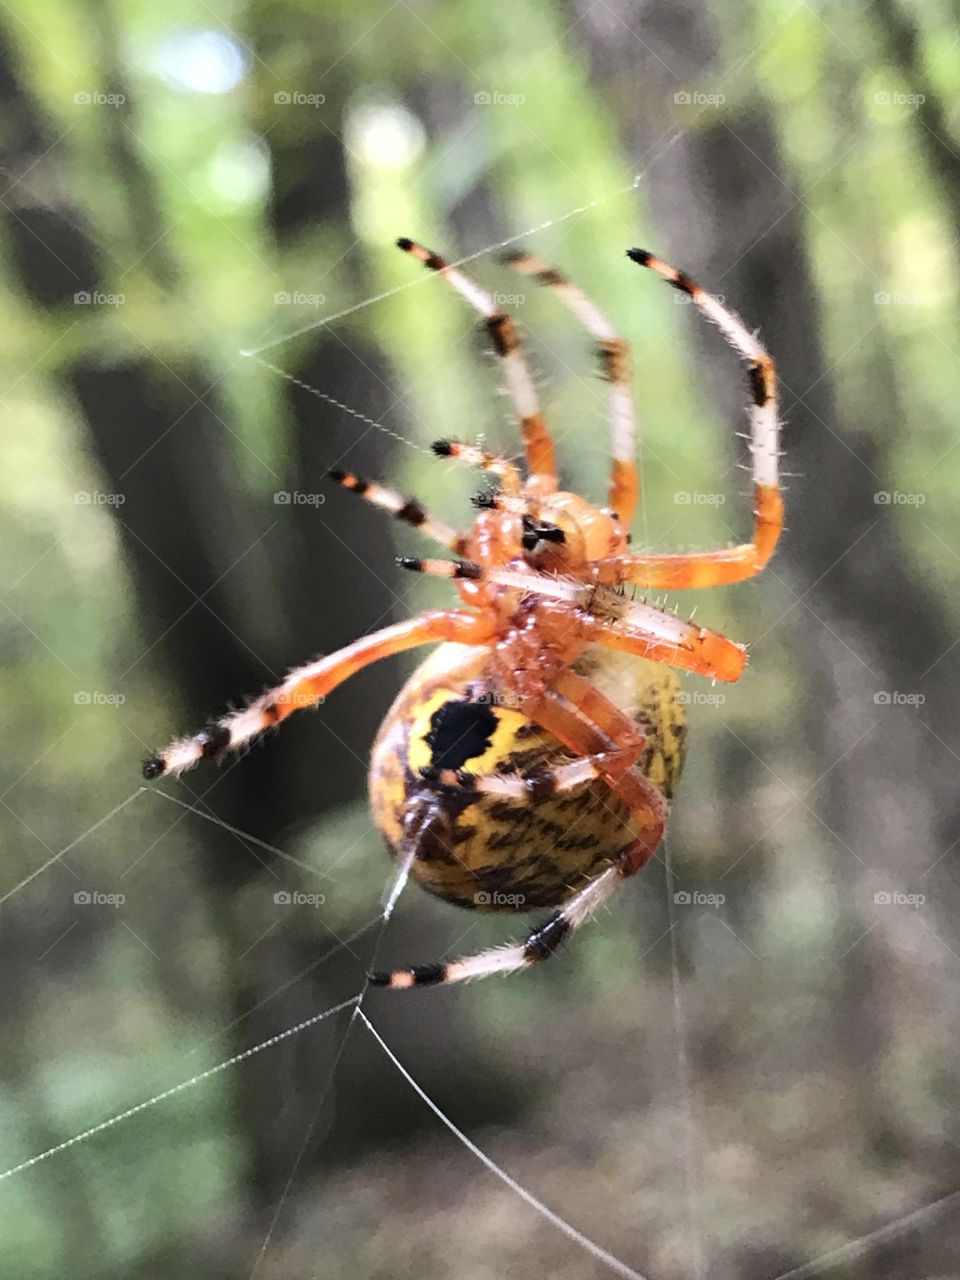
[360,1010,652,1280]
[237,182,641,361]
[0,997,360,1184]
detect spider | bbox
[142,239,782,990]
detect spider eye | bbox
[522,521,566,552]
[538,525,565,544]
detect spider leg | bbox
[397,238,557,497]
[504,252,638,528]
[429,438,524,498]
[395,556,483,581]
[142,610,493,779]
[328,469,459,549]
[421,733,647,799]
[395,558,746,682]
[370,865,624,987]
[580,608,746,683]
[371,681,666,989]
[591,251,783,590]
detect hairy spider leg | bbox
[327,469,459,548]
[590,250,783,590]
[143,611,493,779]
[397,237,557,497]
[428,438,524,499]
[504,251,639,528]
[395,558,747,683]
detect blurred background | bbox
[2,1,960,1277]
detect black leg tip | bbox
[431,439,454,457]
[367,970,391,986]
[142,756,165,780]
[396,237,414,252]
[396,556,421,571]
[627,247,653,266]
[328,468,346,483]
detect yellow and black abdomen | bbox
[369,644,686,912]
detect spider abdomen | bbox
[369,643,686,912]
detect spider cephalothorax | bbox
[143,238,782,990]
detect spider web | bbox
[4,170,955,1280]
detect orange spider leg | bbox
[390,558,747,682]
[581,612,747,684]
[412,560,747,684]
[590,249,782,590]
[397,238,557,498]
[143,611,494,779]
[327,469,459,548]
[592,484,783,590]
[540,675,665,873]
[504,252,639,527]
[429,438,524,499]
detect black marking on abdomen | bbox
[425,699,498,772]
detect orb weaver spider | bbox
[143,239,782,990]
